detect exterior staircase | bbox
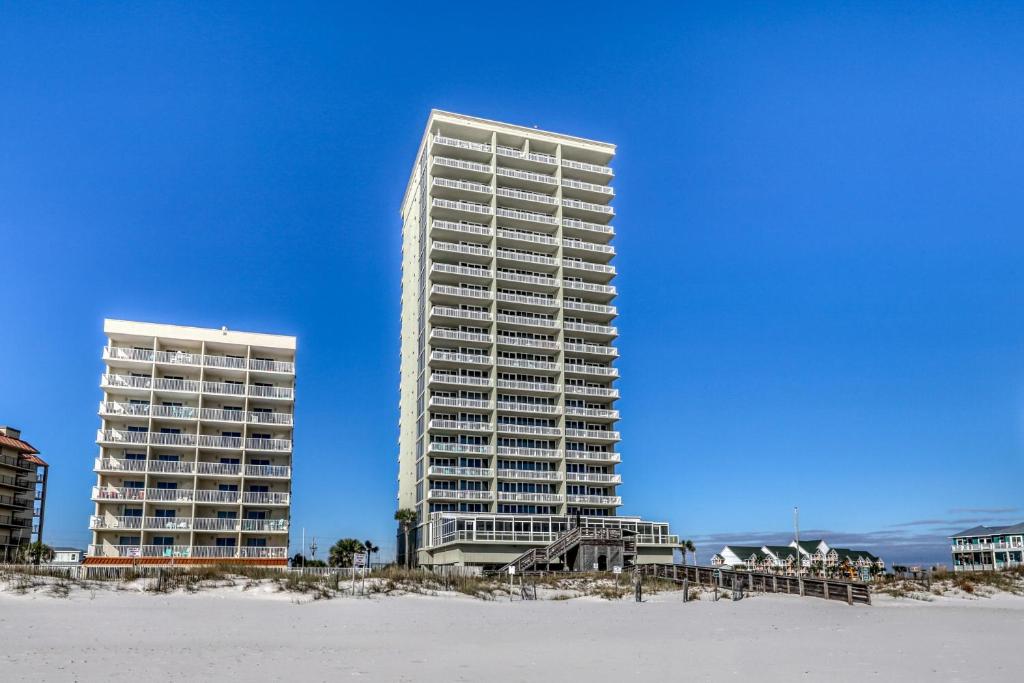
[498,526,634,573]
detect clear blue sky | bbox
[2,2,1021,566]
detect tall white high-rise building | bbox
[88,319,295,566]
[398,111,677,567]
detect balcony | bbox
[496,359,559,375]
[496,186,557,208]
[432,134,492,158]
[432,197,492,218]
[432,156,493,179]
[430,306,493,324]
[561,157,613,177]
[497,469,563,482]
[429,350,493,367]
[565,406,620,420]
[563,258,616,279]
[86,544,288,560]
[564,321,618,338]
[496,313,558,330]
[428,373,492,388]
[563,300,617,317]
[565,384,619,399]
[563,280,617,298]
[562,218,614,241]
[496,379,560,393]
[427,466,494,479]
[103,347,294,375]
[562,198,614,218]
[495,207,557,227]
[564,342,618,358]
[567,495,622,506]
[495,292,558,310]
[496,402,561,416]
[565,451,621,464]
[562,238,615,258]
[430,284,493,303]
[96,429,196,448]
[247,384,294,400]
[98,403,292,428]
[428,419,493,433]
[498,424,561,437]
[497,335,559,351]
[565,428,620,442]
[564,364,618,378]
[495,166,557,187]
[101,373,152,393]
[199,380,245,398]
[431,240,494,260]
[495,145,557,167]
[561,177,614,197]
[430,219,494,240]
[566,472,622,484]
[244,438,292,453]
[496,446,562,460]
[430,329,494,346]
[426,442,494,456]
[497,492,562,503]
[428,396,493,411]
[496,227,558,248]
[432,177,493,199]
[496,248,558,269]
[426,489,494,502]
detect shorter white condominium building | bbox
[88,319,296,566]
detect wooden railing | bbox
[635,563,871,606]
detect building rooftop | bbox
[950,522,1024,538]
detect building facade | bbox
[88,319,295,565]
[398,110,677,567]
[0,426,48,562]
[950,523,1024,572]
[713,539,884,578]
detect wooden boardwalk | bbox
[636,563,872,606]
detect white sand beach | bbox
[2,585,1021,682]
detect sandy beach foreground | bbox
[2,586,1021,682]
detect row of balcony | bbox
[99,402,293,425]
[427,421,620,441]
[90,515,289,533]
[96,430,292,452]
[430,245,616,275]
[425,466,621,483]
[92,487,289,505]
[432,217,614,244]
[432,135,613,176]
[87,544,288,559]
[951,542,1023,552]
[425,444,621,463]
[435,158,614,199]
[432,330,614,350]
[433,360,617,377]
[103,346,294,374]
[425,489,622,505]
[427,399,619,419]
[94,458,290,478]
[431,302,617,324]
[428,373,618,397]
[101,374,294,401]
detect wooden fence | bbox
[637,563,872,605]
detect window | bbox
[215,538,237,547]
[119,536,141,545]
[245,538,267,547]
[152,536,174,546]
[154,509,176,518]
[218,484,239,492]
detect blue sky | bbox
[1,2,1022,566]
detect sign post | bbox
[508,565,516,602]
[353,552,367,595]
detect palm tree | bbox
[679,539,695,566]
[18,541,53,565]
[686,540,696,566]
[328,538,364,567]
[394,508,418,569]
[363,539,379,568]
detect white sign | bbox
[508,566,516,575]
[612,566,622,574]
[592,562,599,571]
[353,552,367,568]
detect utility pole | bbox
[793,506,800,577]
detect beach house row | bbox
[712,539,884,578]
[949,522,1024,572]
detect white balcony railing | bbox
[496,271,559,288]
[431,285,493,301]
[496,207,557,225]
[432,198,492,216]
[562,238,615,256]
[496,249,558,268]
[430,350,493,366]
[496,292,557,308]
[427,466,494,478]
[244,438,292,452]
[426,489,494,501]
[563,280,617,296]
[433,177,492,195]
[497,492,562,503]
[248,384,294,400]
[496,402,561,415]
[566,451,621,463]
[495,146,556,165]
[427,443,494,455]
[496,447,562,459]
[428,420,493,432]
[428,396,493,410]
[561,177,614,195]
[564,385,619,398]
[431,219,494,238]
[496,313,558,329]
[429,373,492,387]
[496,227,558,247]
[431,306,493,323]
[430,329,494,344]
[87,544,288,559]
[497,358,560,372]
[495,166,557,185]
[567,495,622,506]
[432,241,494,258]
[565,321,617,336]
[496,379,560,393]
[565,428,621,441]
[563,300,617,316]
[496,186,557,205]
[497,469,563,482]
[562,218,614,236]
[565,406,620,419]
[497,335,559,351]
[498,424,561,436]
[563,198,614,216]
[433,156,493,175]
[563,259,616,276]
[561,158,613,176]
[566,472,622,484]
[434,134,491,154]
[564,342,618,356]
